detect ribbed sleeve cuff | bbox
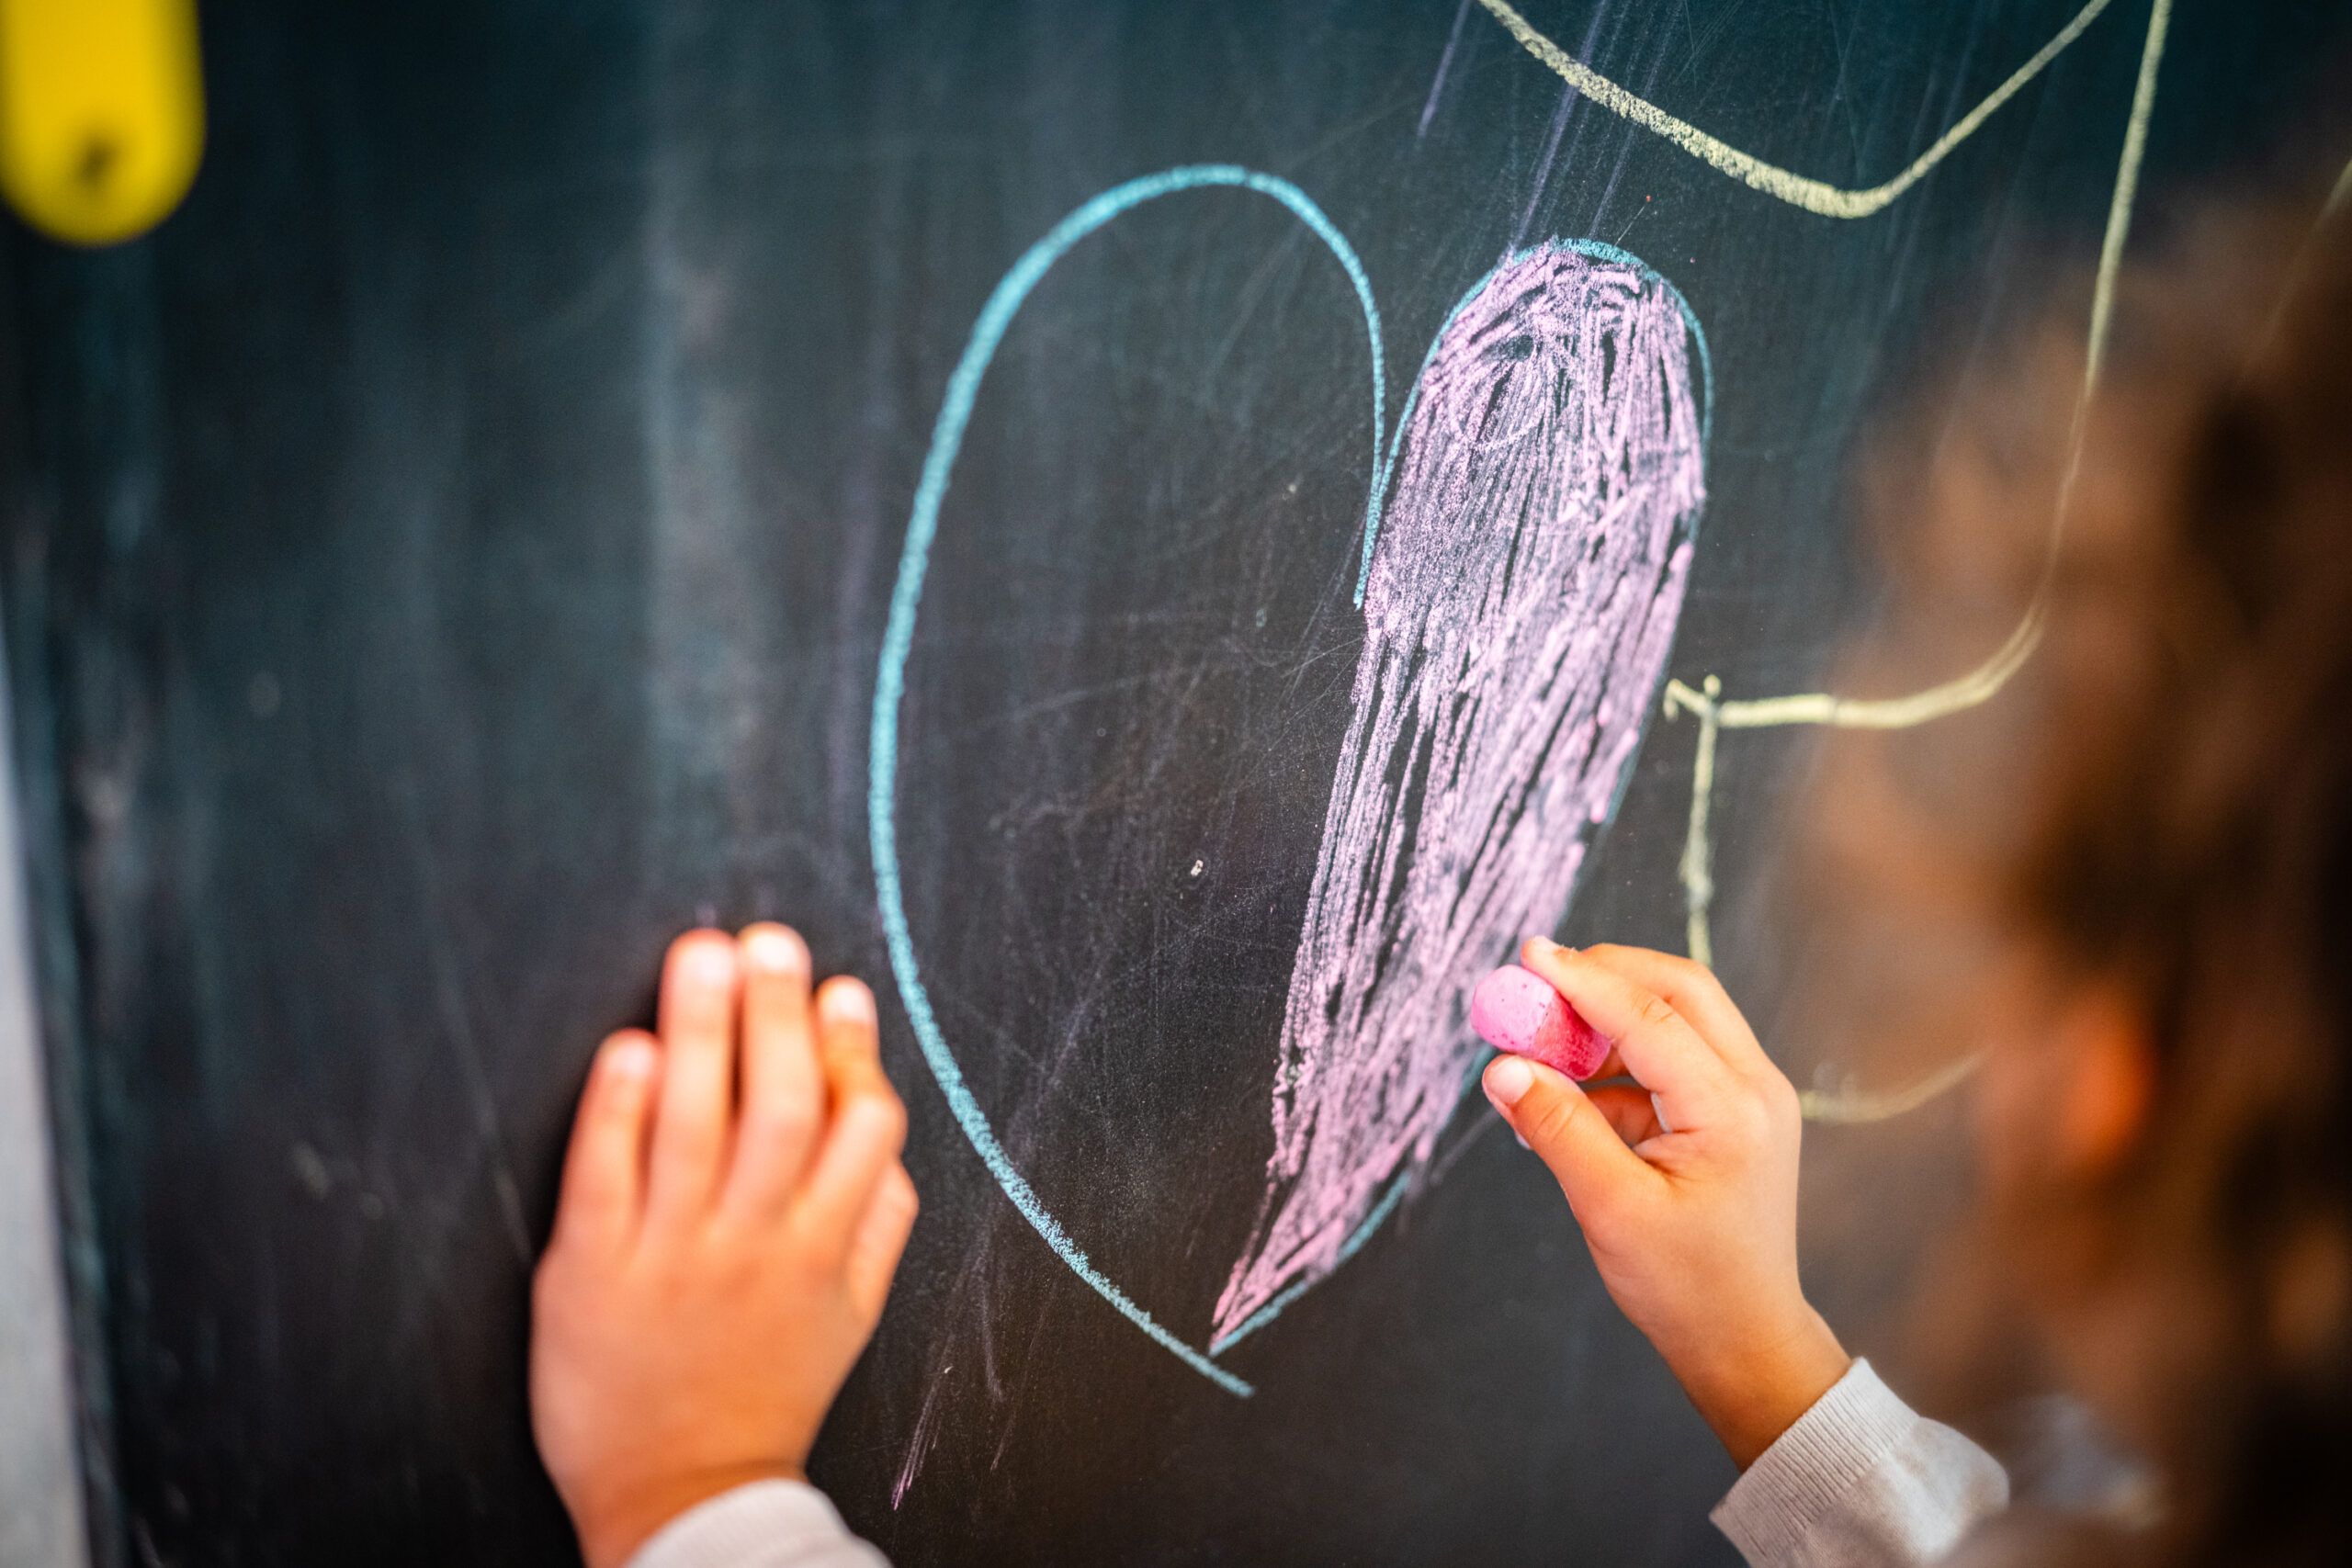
[1710,1358,1916,1562]
[627,1479,886,1568]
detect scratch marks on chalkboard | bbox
[1820,0,1869,172]
[1474,0,2121,219]
[1515,82,1583,250]
[1213,243,1705,1347]
[1508,0,1612,248]
[1419,0,1476,140]
[891,1365,951,1507]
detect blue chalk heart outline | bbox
[869,165,1709,1398]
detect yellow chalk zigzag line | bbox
[1473,0,2120,220]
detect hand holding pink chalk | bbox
[1477,941,1850,1472]
[1470,964,1608,1079]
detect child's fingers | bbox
[727,924,823,1215]
[813,976,891,1124]
[1484,1055,1659,1223]
[1518,939,1735,1134]
[549,1031,660,1253]
[797,982,906,1258]
[1582,1082,1665,1148]
[844,1164,919,1325]
[1575,944,1775,1081]
[797,1092,908,1263]
[647,931,741,1224]
[814,976,884,1095]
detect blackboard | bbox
[6,3,2346,1563]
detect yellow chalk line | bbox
[1798,1053,1985,1124]
[1669,0,2174,737]
[1473,0,2120,220]
[1674,677,1724,967]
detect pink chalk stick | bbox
[1470,964,1608,1080]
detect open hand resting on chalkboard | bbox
[1479,938,1851,1472]
[529,928,916,1568]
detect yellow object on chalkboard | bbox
[0,0,203,245]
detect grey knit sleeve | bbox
[1711,1359,2009,1567]
[625,1480,889,1568]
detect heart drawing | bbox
[870,166,1710,1397]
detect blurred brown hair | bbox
[1807,181,2352,1566]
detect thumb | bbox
[1484,1054,1656,1218]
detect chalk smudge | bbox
[1214,243,1705,1347]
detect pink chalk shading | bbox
[1470,964,1608,1079]
[1213,243,1704,1344]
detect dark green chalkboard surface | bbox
[6,2,2347,1563]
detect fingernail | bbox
[686,940,737,983]
[819,977,876,1024]
[1484,1055,1534,1108]
[1514,1131,1531,1150]
[742,925,808,976]
[606,1039,656,1080]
